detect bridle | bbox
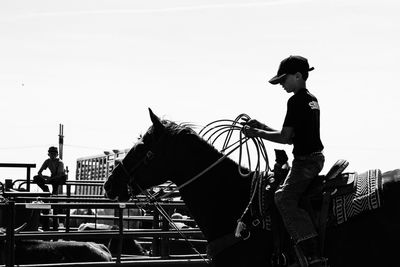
[117,150,155,184]
[112,129,164,194]
[115,146,212,262]
[110,114,271,261]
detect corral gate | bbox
[75,149,129,195]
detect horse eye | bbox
[145,151,155,164]
[147,151,155,159]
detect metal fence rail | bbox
[0,163,36,191]
[0,161,211,267]
[0,200,210,267]
[18,258,212,267]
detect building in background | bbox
[75,149,129,195]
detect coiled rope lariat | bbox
[200,114,271,240]
[120,114,271,262]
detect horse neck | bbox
[171,136,253,241]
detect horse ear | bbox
[148,108,164,132]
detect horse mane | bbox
[151,119,243,169]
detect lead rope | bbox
[200,114,271,240]
[121,114,270,261]
[156,138,250,200]
[118,162,211,263]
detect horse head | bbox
[104,108,178,201]
[104,109,260,241]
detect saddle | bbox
[214,155,354,265]
[267,155,351,267]
[305,159,351,199]
[302,159,350,258]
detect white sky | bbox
[1,0,399,182]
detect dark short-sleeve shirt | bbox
[283,88,324,156]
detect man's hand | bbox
[240,118,264,129]
[242,125,260,138]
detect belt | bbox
[294,151,324,160]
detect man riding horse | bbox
[243,55,327,267]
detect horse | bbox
[104,109,400,267]
[77,222,147,256]
[10,240,112,264]
[0,225,112,264]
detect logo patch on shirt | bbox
[309,101,320,110]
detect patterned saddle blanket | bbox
[251,168,383,230]
[332,169,382,224]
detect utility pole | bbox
[59,124,64,160]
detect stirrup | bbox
[293,244,308,267]
[287,257,329,267]
[308,257,329,267]
[292,243,329,267]
[271,252,288,267]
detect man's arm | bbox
[243,125,294,145]
[37,160,48,176]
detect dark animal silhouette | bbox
[104,109,400,267]
[0,226,112,264]
[12,240,112,264]
[78,223,146,256]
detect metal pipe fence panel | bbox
[0,200,208,267]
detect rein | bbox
[116,113,271,260]
[154,114,270,200]
[117,161,210,263]
[156,138,250,200]
[199,114,271,239]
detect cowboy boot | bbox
[297,237,328,267]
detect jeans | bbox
[274,152,325,244]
